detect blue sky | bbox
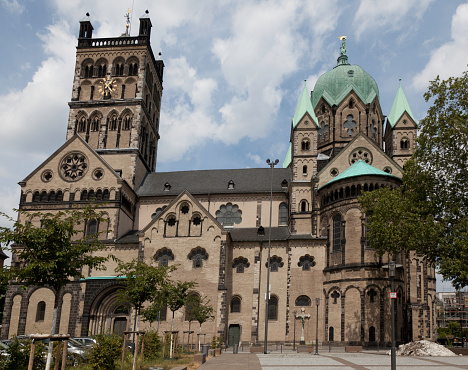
[1,0,467,291]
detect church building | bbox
[1,13,436,347]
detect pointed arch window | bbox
[77,117,87,132]
[87,219,97,236]
[109,116,118,131]
[122,115,131,130]
[90,117,99,131]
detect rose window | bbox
[349,148,373,165]
[60,152,88,181]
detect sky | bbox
[0,0,467,291]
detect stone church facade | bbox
[1,13,436,346]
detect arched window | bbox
[77,117,87,132]
[268,296,278,320]
[97,64,107,77]
[232,257,250,273]
[300,200,308,213]
[115,63,124,76]
[185,293,200,321]
[333,215,342,252]
[231,297,241,313]
[33,191,40,202]
[56,191,63,202]
[400,138,409,150]
[298,255,316,271]
[40,191,48,202]
[303,165,308,175]
[36,301,46,321]
[369,326,376,342]
[48,191,56,202]
[80,190,88,201]
[84,64,93,78]
[87,219,97,236]
[90,117,99,131]
[216,203,242,227]
[329,326,334,341]
[128,63,138,76]
[266,256,283,272]
[155,248,174,267]
[188,247,208,268]
[367,288,377,303]
[295,295,311,306]
[102,189,110,201]
[109,116,118,131]
[122,115,131,130]
[301,140,310,151]
[278,203,288,225]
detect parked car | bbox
[73,337,96,348]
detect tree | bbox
[116,259,173,370]
[359,70,468,288]
[0,205,113,370]
[164,280,196,358]
[192,296,215,350]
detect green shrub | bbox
[88,333,123,370]
[211,336,223,349]
[0,336,46,370]
[143,330,162,359]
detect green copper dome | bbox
[311,55,379,109]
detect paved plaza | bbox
[198,351,468,369]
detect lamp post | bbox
[315,298,320,355]
[293,310,297,351]
[383,261,397,370]
[264,158,279,354]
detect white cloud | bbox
[246,153,264,166]
[412,3,468,91]
[1,0,24,14]
[353,0,434,39]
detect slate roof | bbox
[113,230,139,244]
[229,227,321,242]
[137,168,291,197]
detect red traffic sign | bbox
[390,292,397,299]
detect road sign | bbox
[390,292,397,299]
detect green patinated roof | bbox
[387,80,416,127]
[311,56,379,109]
[322,160,399,188]
[292,81,318,128]
[283,143,292,168]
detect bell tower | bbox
[67,11,164,189]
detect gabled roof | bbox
[137,168,290,197]
[387,80,416,128]
[20,134,122,184]
[321,160,399,189]
[292,81,318,128]
[139,189,224,235]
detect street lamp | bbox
[315,298,320,355]
[383,261,401,370]
[293,310,297,351]
[264,158,279,354]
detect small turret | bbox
[139,10,152,39]
[79,13,93,39]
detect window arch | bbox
[295,295,311,306]
[36,301,46,321]
[97,62,107,78]
[278,203,288,225]
[188,247,208,268]
[40,191,48,202]
[87,219,98,236]
[231,296,241,313]
[128,62,138,76]
[300,200,308,213]
[298,255,316,271]
[268,296,278,320]
[33,191,40,202]
[266,256,283,272]
[77,117,87,132]
[332,214,342,252]
[329,326,334,341]
[400,137,409,150]
[301,140,310,151]
[303,165,308,175]
[56,191,63,202]
[369,326,376,342]
[155,248,174,267]
[185,292,200,321]
[232,257,249,273]
[109,115,118,131]
[215,203,242,227]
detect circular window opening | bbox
[384,166,392,174]
[41,170,53,182]
[330,168,339,177]
[93,168,104,180]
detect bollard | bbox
[233,343,239,354]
